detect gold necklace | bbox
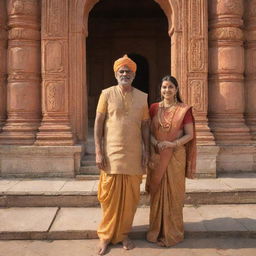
[158,102,177,131]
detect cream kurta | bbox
[99,86,148,175]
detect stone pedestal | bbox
[217,146,255,173]
[196,146,220,178]
[0,145,82,177]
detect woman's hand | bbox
[157,141,176,150]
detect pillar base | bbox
[0,145,82,177]
[217,145,256,173]
[35,124,75,146]
[196,145,220,178]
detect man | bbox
[94,54,150,255]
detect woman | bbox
[146,75,196,247]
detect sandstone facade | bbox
[0,0,255,177]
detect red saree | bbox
[146,102,196,247]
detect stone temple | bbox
[0,0,255,178]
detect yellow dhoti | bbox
[97,171,142,244]
[146,146,186,247]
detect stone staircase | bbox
[78,126,99,178]
[0,173,256,240]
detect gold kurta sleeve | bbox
[96,93,107,114]
[142,105,150,121]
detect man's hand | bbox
[142,150,149,168]
[96,151,106,170]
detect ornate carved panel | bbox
[43,0,68,37]
[188,0,206,73]
[189,0,203,36]
[44,41,66,73]
[45,81,65,112]
[188,80,205,112]
[189,39,205,72]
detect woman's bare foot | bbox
[122,237,135,250]
[156,240,166,247]
[98,239,109,255]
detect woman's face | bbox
[161,80,177,101]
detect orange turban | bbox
[113,54,137,73]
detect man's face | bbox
[115,65,135,86]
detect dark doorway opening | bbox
[87,0,170,122]
[128,53,149,94]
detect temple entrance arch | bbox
[69,0,213,148]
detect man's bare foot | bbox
[98,239,109,255]
[122,237,135,250]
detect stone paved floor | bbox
[0,238,255,256]
[0,205,256,238]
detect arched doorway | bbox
[86,0,170,123]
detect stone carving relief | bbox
[46,81,65,112]
[8,0,38,16]
[189,80,204,112]
[44,0,68,37]
[215,0,243,15]
[209,27,243,41]
[8,73,38,82]
[44,41,65,73]
[190,0,202,36]
[8,28,40,40]
[189,39,205,72]
[8,47,27,71]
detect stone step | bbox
[0,205,255,240]
[1,173,256,207]
[79,166,99,175]
[81,154,96,166]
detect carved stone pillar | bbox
[0,0,41,144]
[208,0,254,172]
[35,0,74,145]
[244,0,256,141]
[187,0,215,145]
[0,1,7,131]
[186,0,219,177]
[208,0,251,144]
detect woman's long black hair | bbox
[161,75,183,103]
